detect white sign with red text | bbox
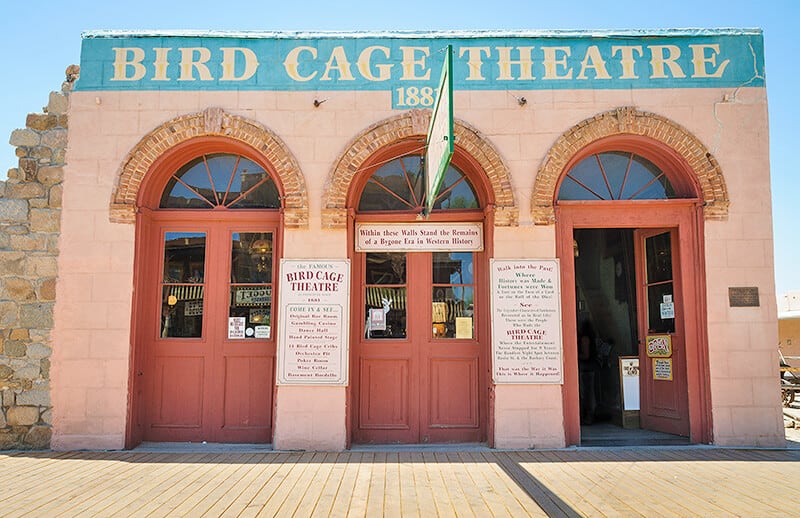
[277,259,350,385]
[355,222,483,252]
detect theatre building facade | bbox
[0,29,784,450]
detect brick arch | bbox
[531,107,729,224]
[322,110,517,228]
[109,108,308,227]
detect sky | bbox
[1,0,797,295]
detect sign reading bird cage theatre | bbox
[277,260,350,385]
[491,259,563,383]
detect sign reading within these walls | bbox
[355,222,483,252]
[277,259,350,385]
[491,259,563,384]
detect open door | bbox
[635,228,689,436]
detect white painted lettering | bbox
[321,46,355,81]
[357,46,392,81]
[577,45,611,79]
[689,44,730,78]
[283,46,317,81]
[399,46,430,80]
[542,47,572,80]
[611,45,643,79]
[458,46,491,80]
[649,45,686,79]
[496,47,535,80]
[111,47,146,81]
[178,47,213,81]
[220,47,259,81]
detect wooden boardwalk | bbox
[1,447,799,517]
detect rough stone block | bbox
[0,301,19,327]
[24,256,58,277]
[0,252,25,276]
[47,92,69,115]
[9,234,48,251]
[4,341,26,357]
[10,329,29,340]
[0,365,12,379]
[7,406,39,426]
[38,278,57,301]
[16,389,50,406]
[26,343,51,360]
[24,426,51,448]
[0,410,6,428]
[0,199,28,222]
[29,209,60,233]
[6,182,45,199]
[0,431,22,448]
[36,166,63,186]
[9,129,40,147]
[49,184,63,208]
[41,129,67,149]
[13,365,39,380]
[1,278,35,301]
[26,113,58,131]
[19,303,54,329]
[18,158,38,181]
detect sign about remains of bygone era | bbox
[277,259,350,385]
[491,259,563,384]
[355,222,483,252]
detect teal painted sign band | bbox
[75,31,765,104]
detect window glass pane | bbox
[558,152,677,200]
[365,252,406,284]
[229,285,272,339]
[645,232,672,284]
[357,155,479,212]
[163,232,206,283]
[161,231,206,338]
[232,232,273,284]
[160,176,210,208]
[432,252,475,339]
[229,232,273,340]
[365,252,407,339]
[161,286,204,338]
[433,168,479,209]
[647,283,675,333]
[433,252,473,284]
[597,151,632,198]
[160,154,281,209]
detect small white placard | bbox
[228,317,246,339]
[660,302,675,319]
[254,325,271,339]
[369,308,386,331]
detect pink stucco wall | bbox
[51,83,781,450]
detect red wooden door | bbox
[141,214,276,443]
[353,250,485,444]
[635,228,690,436]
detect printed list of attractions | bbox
[490,259,563,384]
[277,259,350,385]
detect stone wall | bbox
[0,66,76,449]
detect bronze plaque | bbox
[728,287,759,307]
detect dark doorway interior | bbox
[573,228,690,446]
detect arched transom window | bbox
[558,151,677,201]
[160,153,281,209]
[358,155,479,212]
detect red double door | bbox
[137,212,276,443]
[352,250,488,444]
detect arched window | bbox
[557,151,677,201]
[358,155,479,212]
[160,153,281,209]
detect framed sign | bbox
[277,259,350,385]
[653,358,673,381]
[490,259,562,384]
[619,357,640,410]
[646,335,672,358]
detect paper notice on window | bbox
[228,317,246,339]
[455,317,473,339]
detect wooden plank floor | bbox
[1,447,799,517]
